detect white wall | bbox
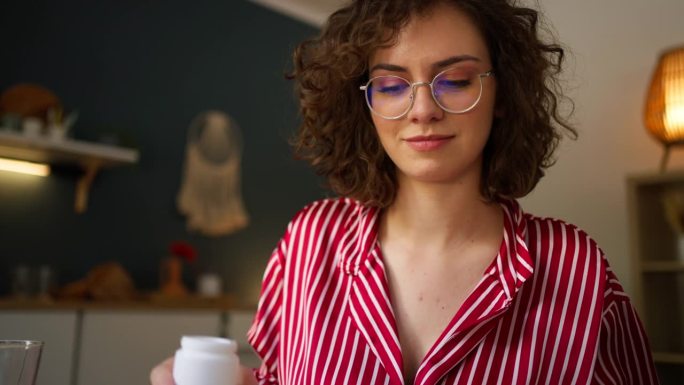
[520,0,684,294]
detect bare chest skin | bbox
[381,238,500,385]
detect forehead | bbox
[369,3,490,69]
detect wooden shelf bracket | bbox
[75,161,102,214]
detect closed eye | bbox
[376,83,410,95]
[436,79,472,91]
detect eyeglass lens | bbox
[365,66,484,118]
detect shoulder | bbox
[503,199,604,261]
[523,211,604,259]
[521,210,614,289]
[526,212,634,306]
[283,197,377,247]
[288,197,371,228]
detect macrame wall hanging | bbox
[177,111,249,236]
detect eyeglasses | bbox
[359,67,493,120]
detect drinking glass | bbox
[0,340,43,385]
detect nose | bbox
[407,83,444,123]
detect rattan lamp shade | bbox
[645,46,684,170]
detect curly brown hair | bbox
[290,0,576,207]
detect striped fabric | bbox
[247,198,658,385]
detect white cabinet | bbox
[0,310,78,385]
[77,310,223,385]
[227,309,261,369]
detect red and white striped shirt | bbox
[247,198,658,385]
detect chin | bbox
[397,157,482,186]
[401,168,461,185]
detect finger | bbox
[150,357,175,385]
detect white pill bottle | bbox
[173,336,240,385]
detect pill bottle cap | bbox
[181,336,237,355]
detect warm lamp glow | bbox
[0,158,50,177]
[644,45,684,170]
[664,93,684,131]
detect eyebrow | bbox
[369,55,481,74]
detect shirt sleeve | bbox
[592,267,659,385]
[247,236,287,385]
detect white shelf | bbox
[0,130,138,167]
[0,130,140,213]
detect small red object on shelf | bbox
[160,241,198,297]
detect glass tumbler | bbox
[0,340,44,385]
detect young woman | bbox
[152,1,658,384]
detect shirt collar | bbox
[495,198,534,302]
[338,198,380,276]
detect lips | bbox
[403,134,454,151]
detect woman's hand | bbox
[150,356,258,385]
[240,367,259,385]
[150,356,175,385]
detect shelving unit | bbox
[627,171,684,383]
[0,130,139,213]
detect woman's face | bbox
[368,3,496,187]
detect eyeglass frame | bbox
[359,68,494,120]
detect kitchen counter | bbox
[0,294,255,311]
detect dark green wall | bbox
[0,0,326,304]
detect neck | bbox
[380,173,502,254]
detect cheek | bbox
[371,117,395,148]
[474,113,495,144]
